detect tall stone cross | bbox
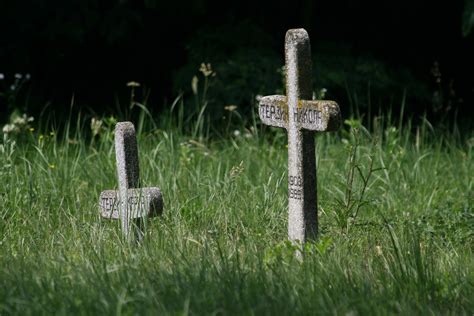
[259,29,341,244]
[98,122,163,241]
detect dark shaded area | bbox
[0,0,472,125]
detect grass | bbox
[0,103,473,315]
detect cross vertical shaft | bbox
[259,28,341,247]
[99,121,163,242]
[115,122,140,240]
[285,29,317,243]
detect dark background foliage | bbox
[0,0,472,125]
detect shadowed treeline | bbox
[0,0,472,125]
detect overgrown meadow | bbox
[0,80,473,315]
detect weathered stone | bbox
[115,121,139,238]
[259,96,340,131]
[98,121,164,241]
[99,188,163,219]
[258,29,341,244]
[115,122,140,190]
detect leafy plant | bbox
[331,119,384,232]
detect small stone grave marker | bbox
[98,121,163,241]
[259,29,341,245]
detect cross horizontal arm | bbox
[99,187,163,219]
[258,95,288,129]
[259,95,341,131]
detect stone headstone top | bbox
[115,122,140,189]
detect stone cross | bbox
[98,121,163,241]
[259,29,341,244]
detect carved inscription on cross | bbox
[259,29,341,244]
[98,122,163,241]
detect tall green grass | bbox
[0,101,472,315]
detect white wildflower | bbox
[13,116,26,125]
[199,63,215,77]
[126,81,140,87]
[319,88,327,99]
[0,73,4,80]
[2,124,17,134]
[14,73,22,79]
[12,114,33,126]
[233,130,241,137]
[191,76,199,95]
[90,118,103,137]
[375,245,383,256]
[224,105,237,112]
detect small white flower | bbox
[319,88,327,99]
[2,124,16,134]
[199,63,215,77]
[14,73,22,79]
[224,105,237,112]
[126,81,140,87]
[13,116,26,125]
[90,118,103,137]
[191,76,199,95]
[375,245,383,256]
[25,73,31,80]
[233,130,241,137]
[0,73,4,80]
[10,85,16,91]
